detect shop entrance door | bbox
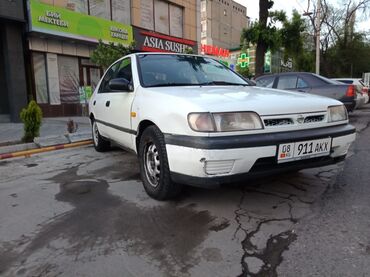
[79,59,103,115]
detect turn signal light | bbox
[346,85,355,97]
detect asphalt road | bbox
[0,106,369,277]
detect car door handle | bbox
[105,101,110,107]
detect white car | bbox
[333,78,369,106]
[89,53,356,200]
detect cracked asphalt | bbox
[1,105,369,277]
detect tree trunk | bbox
[255,0,273,76]
[255,42,267,77]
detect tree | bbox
[303,0,370,76]
[241,0,286,76]
[90,40,135,70]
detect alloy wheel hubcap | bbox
[144,143,160,187]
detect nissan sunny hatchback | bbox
[89,53,356,200]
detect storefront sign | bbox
[201,44,230,58]
[29,0,133,45]
[264,51,271,73]
[79,86,93,104]
[237,52,250,68]
[133,27,197,53]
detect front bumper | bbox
[164,124,356,187]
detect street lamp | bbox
[303,0,321,75]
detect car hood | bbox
[144,85,340,115]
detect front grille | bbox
[264,118,294,127]
[304,115,325,123]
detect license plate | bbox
[277,138,331,163]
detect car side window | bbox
[116,58,133,84]
[98,58,132,93]
[297,78,309,89]
[256,76,275,88]
[98,62,121,93]
[277,76,298,89]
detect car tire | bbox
[139,125,182,200]
[92,119,110,152]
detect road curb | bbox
[0,140,93,160]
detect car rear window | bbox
[256,76,275,88]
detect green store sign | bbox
[29,0,133,45]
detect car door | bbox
[276,74,298,91]
[92,61,121,138]
[275,74,312,93]
[101,57,136,150]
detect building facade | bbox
[27,0,199,117]
[200,0,249,50]
[0,0,28,122]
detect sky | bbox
[233,0,370,32]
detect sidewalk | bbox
[0,116,93,158]
[0,117,91,145]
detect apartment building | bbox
[200,0,249,50]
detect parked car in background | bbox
[332,78,369,107]
[255,72,357,111]
[89,54,356,200]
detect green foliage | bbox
[90,39,135,69]
[236,64,252,78]
[322,32,370,77]
[184,47,194,54]
[281,10,305,60]
[241,7,310,74]
[20,100,43,143]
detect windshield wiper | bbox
[199,81,248,86]
[146,83,199,88]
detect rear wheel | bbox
[92,120,110,152]
[139,125,182,200]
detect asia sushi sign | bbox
[134,28,197,53]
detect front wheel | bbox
[139,125,182,200]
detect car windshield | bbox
[137,54,249,87]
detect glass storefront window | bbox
[170,5,183,38]
[32,52,49,104]
[154,0,169,35]
[112,0,131,25]
[89,0,111,20]
[141,0,154,30]
[40,0,88,14]
[58,55,80,103]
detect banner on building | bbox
[29,0,133,45]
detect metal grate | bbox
[304,115,325,123]
[264,118,294,127]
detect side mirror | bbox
[109,78,133,91]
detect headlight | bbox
[328,105,348,122]
[188,113,215,132]
[188,112,263,132]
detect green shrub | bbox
[20,100,43,142]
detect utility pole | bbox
[315,0,320,74]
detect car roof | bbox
[134,52,207,58]
[255,72,317,80]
